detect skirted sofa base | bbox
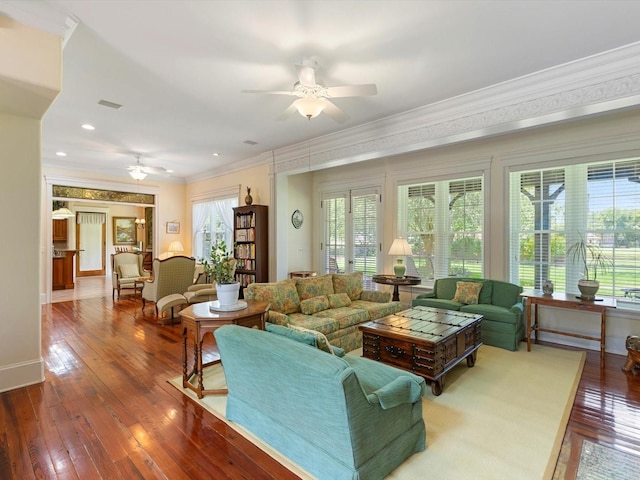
[412,277,525,351]
[244,272,402,351]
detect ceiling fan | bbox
[128,154,172,180]
[242,58,377,123]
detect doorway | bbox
[75,212,107,277]
[321,187,381,288]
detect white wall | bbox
[286,173,314,273]
[0,20,60,393]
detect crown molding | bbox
[271,42,640,176]
[0,1,77,44]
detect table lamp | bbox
[388,238,412,278]
[168,240,185,257]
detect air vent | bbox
[98,99,123,110]
[244,140,258,145]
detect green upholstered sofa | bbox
[244,272,402,351]
[411,277,524,351]
[214,324,426,480]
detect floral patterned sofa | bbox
[244,272,402,351]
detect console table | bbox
[521,290,616,369]
[372,274,421,302]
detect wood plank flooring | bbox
[3,278,640,479]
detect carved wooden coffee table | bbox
[359,306,483,395]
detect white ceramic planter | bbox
[216,282,240,306]
[578,279,599,300]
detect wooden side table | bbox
[522,290,616,369]
[179,299,270,398]
[289,271,317,279]
[372,274,421,302]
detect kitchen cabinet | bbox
[52,251,76,290]
[52,219,68,241]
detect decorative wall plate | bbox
[291,209,303,229]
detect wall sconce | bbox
[135,218,146,229]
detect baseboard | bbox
[0,357,45,394]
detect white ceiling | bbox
[5,0,640,182]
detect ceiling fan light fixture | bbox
[129,167,147,181]
[293,97,326,119]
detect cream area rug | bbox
[169,343,585,480]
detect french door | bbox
[321,187,381,288]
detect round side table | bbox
[372,274,421,302]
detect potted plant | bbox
[202,239,239,305]
[566,234,612,300]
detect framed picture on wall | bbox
[113,217,136,245]
[166,221,180,234]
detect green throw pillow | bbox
[288,325,334,354]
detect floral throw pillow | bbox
[452,281,483,305]
[327,293,352,308]
[300,295,330,315]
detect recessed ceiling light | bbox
[56,151,67,156]
[81,124,95,130]
[166,169,174,173]
[212,153,220,157]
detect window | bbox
[509,158,640,303]
[398,176,484,284]
[192,197,238,261]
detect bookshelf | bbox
[233,204,268,295]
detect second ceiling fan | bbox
[242,58,377,123]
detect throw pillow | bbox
[295,274,334,300]
[332,271,364,300]
[453,281,483,305]
[265,322,316,347]
[246,279,300,314]
[288,325,335,354]
[119,263,139,279]
[327,292,352,308]
[300,295,330,315]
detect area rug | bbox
[576,439,640,479]
[169,343,585,480]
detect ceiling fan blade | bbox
[322,100,349,123]
[241,89,296,95]
[295,64,317,87]
[326,84,378,98]
[142,166,169,175]
[277,101,299,120]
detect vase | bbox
[245,187,253,206]
[217,282,240,306]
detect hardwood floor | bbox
[2,283,640,479]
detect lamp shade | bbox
[388,238,413,256]
[52,207,75,219]
[168,241,184,254]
